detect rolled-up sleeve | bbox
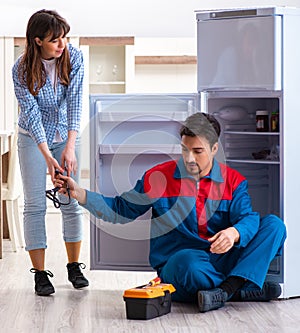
[66,45,84,132]
[12,61,47,144]
[12,44,84,146]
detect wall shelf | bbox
[135,55,197,65]
[14,37,25,47]
[14,36,135,47]
[80,36,134,46]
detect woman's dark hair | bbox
[180,112,221,148]
[18,9,71,96]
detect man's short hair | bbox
[180,112,221,148]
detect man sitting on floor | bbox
[54,112,286,312]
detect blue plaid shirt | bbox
[12,43,84,146]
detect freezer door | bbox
[197,13,282,91]
[89,93,199,270]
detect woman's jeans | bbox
[18,132,83,251]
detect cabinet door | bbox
[197,13,282,91]
[4,38,15,130]
[0,37,13,131]
[0,38,4,130]
[89,93,199,270]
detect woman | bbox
[12,9,88,296]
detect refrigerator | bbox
[89,94,199,271]
[90,7,300,298]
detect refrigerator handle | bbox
[187,100,194,116]
[209,9,258,19]
[95,100,103,191]
[200,91,208,114]
[96,100,103,146]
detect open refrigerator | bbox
[89,94,199,271]
[89,7,300,298]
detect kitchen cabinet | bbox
[79,37,135,94]
[0,37,15,131]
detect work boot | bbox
[30,268,55,296]
[197,288,228,313]
[230,282,281,301]
[67,262,89,289]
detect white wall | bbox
[3,0,300,175]
[1,0,300,37]
[133,37,197,93]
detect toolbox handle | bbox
[160,291,171,307]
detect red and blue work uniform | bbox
[83,158,286,302]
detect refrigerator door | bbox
[89,93,199,270]
[197,11,282,91]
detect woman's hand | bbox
[54,174,87,204]
[61,130,78,176]
[38,142,64,182]
[60,145,77,176]
[45,155,64,183]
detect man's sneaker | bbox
[67,262,89,289]
[30,268,55,296]
[197,288,228,313]
[231,282,281,302]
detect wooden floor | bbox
[1,185,300,332]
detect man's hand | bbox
[54,174,87,204]
[208,227,240,254]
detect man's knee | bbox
[164,249,208,275]
[260,214,286,238]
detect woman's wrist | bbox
[38,142,53,160]
[64,142,75,151]
[66,130,78,149]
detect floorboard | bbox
[1,182,300,333]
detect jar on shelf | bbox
[256,110,269,132]
[270,111,279,132]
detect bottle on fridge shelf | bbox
[256,110,269,132]
[270,110,279,132]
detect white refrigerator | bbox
[89,7,300,298]
[89,94,199,271]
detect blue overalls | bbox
[83,158,287,302]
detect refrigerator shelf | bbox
[224,131,280,136]
[98,111,189,122]
[225,143,268,149]
[226,158,280,165]
[99,144,182,155]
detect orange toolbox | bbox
[123,277,176,320]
